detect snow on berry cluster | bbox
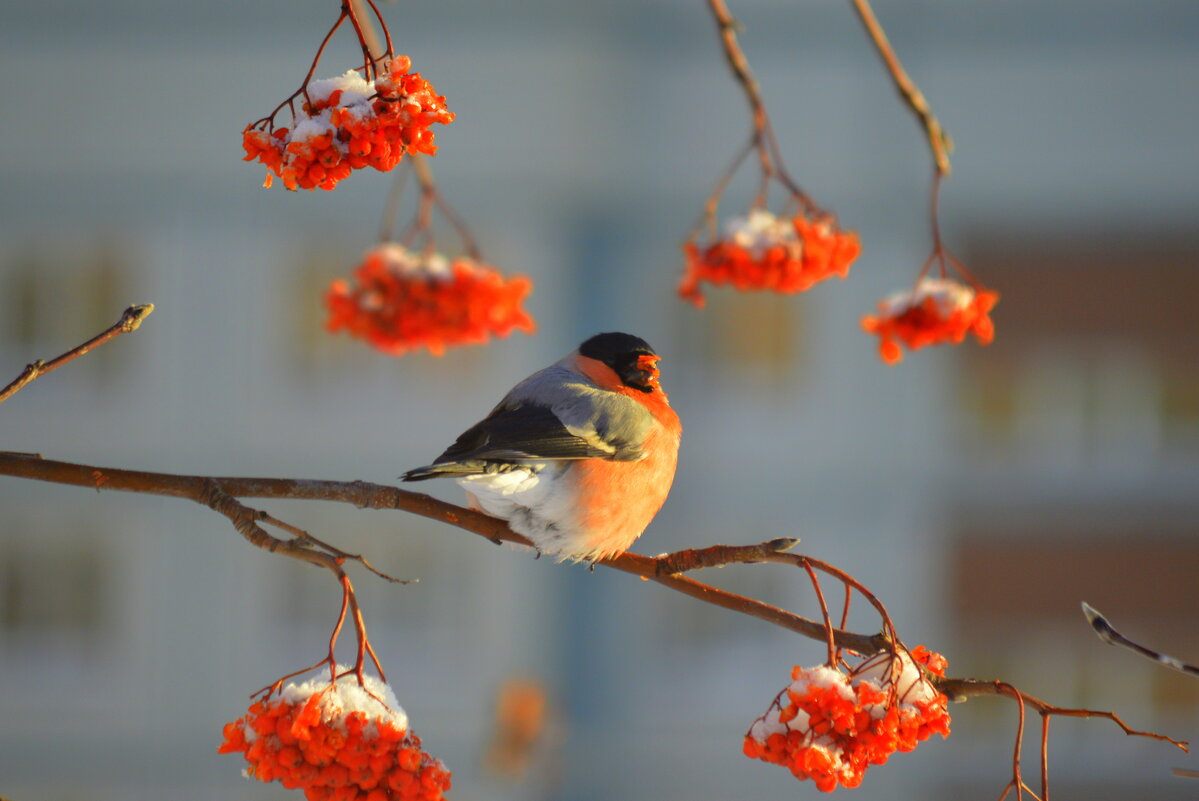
[743,646,950,792]
[243,56,453,191]
[679,209,861,307]
[861,277,999,364]
[325,243,536,356]
[219,668,451,801]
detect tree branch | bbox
[0,303,153,404]
[1,448,1187,768]
[847,0,952,176]
[1082,601,1199,677]
[940,678,1189,752]
[0,451,885,654]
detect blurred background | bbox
[1,0,1197,799]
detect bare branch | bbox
[847,0,952,176]
[1082,601,1199,677]
[0,450,1187,763]
[0,451,884,654]
[940,678,1190,753]
[653,537,799,574]
[0,303,153,404]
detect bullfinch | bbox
[403,332,681,562]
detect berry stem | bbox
[701,0,816,229]
[848,0,952,177]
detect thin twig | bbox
[343,0,379,82]
[707,0,771,183]
[198,480,390,697]
[1040,714,1050,801]
[702,0,811,217]
[411,154,482,261]
[0,304,153,404]
[941,678,1189,752]
[1082,601,1199,677]
[653,537,799,575]
[248,10,348,130]
[848,0,952,176]
[378,164,412,243]
[259,511,417,584]
[800,559,837,665]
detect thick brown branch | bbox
[0,452,884,655]
[1,451,1187,762]
[0,303,153,404]
[848,0,952,176]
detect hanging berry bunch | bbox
[679,0,861,308]
[681,209,860,309]
[326,242,535,356]
[861,276,998,364]
[744,646,950,792]
[325,158,536,356]
[219,573,451,800]
[220,669,452,801]
[241,1,452,191]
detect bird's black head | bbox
[579,332,660,393]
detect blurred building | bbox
[1,1,1197,799]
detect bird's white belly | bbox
[456,463,582,556]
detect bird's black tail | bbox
[401,462,486,482]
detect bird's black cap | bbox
[579,332,656,361]
[579,332,659,393]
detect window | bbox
[673,290,807,395]
[1,234,134,383]
[957,230,1199,461]
[0,527,109,651]
[948,528,1199,726]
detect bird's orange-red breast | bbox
[402,332,681,561]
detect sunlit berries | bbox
[743,648,950,792]
[219,669,451,801]
[679,209,861,308]
[243,56,453,191]
[325,243,536,356]
[861,277,999,364]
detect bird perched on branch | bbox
[403,332,681,562]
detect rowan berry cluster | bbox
[243,56,453,191]
[219,670,451,801]
[679,209,861,308]
[743,647,950,792]
[325,243,536,356]
[860,277,999,364]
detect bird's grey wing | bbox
[505,365,655,462]
[433,403,612,463]
[404,364,657,481]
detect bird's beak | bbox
[636,354,661,386]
